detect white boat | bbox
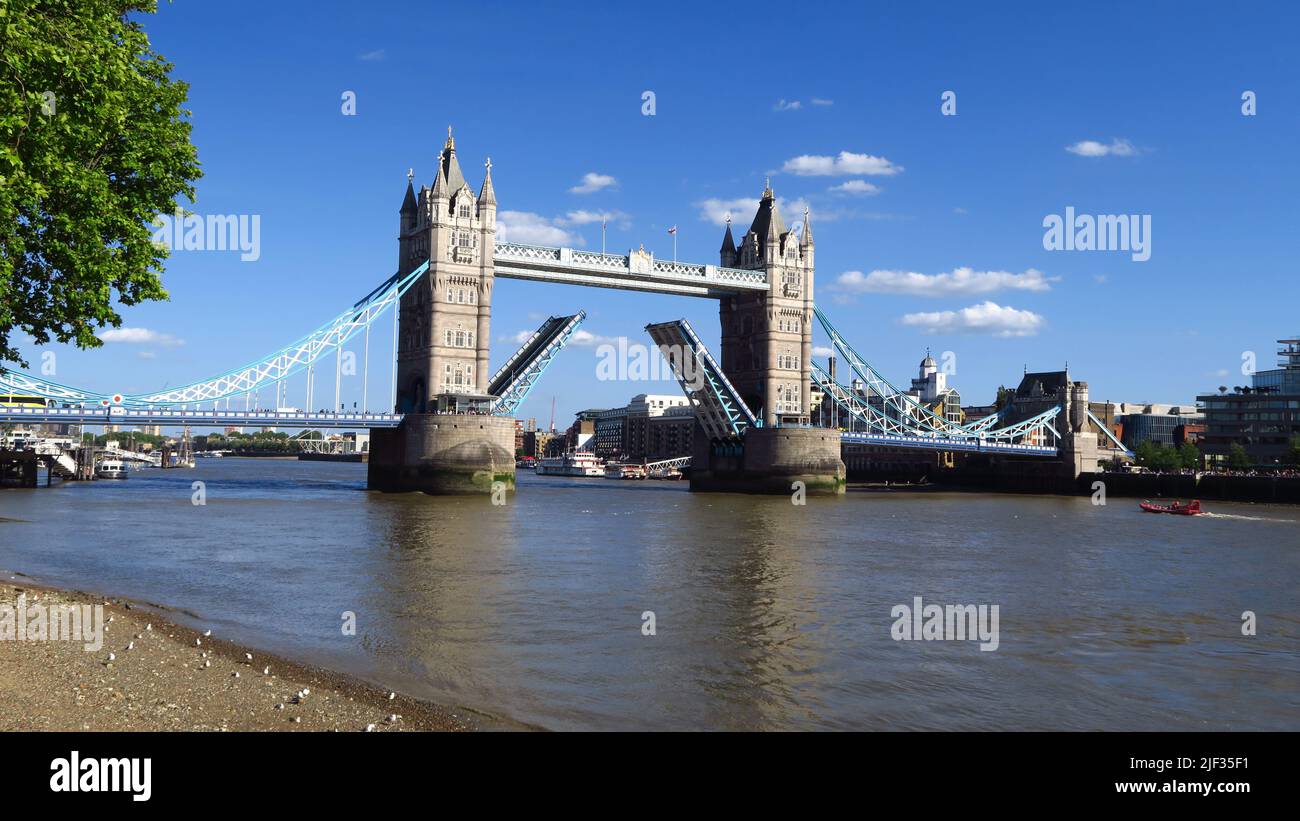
[604,463,647,479]
[96,459,129,480]
[536,451,605,477]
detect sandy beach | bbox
[0,577,472,732]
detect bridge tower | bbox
[394,128,497,412]
[691,184,844,494]
[369,128,515,495]
[718,183,814,427]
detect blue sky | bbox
[23,1,1300,425]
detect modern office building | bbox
[1198,336,1300,464]
[1110,404,1204,448]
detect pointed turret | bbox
[719,216,736,266]
[478,156,497,208]
[747,179,786,258]
[431,154,449,198]
[400,170,417,217]
[439,125,468,196]
[800,206,813,247]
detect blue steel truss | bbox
[812,305,1064,447]
[488,312,586,416]
[813,305,965,436]
[645,318,758,440]
[0,262,430,408]
[813,365,1064,452]
[1087,408,1135,457]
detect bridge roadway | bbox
[0,406,404,430]
[1,406,1058,455]
[492,242,768,298]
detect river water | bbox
[2,459,1297,730]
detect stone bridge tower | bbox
[394,128,497,413]
[717,183,815,427]
[370,129,514,496]
[693,184,844,494]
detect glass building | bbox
[1197,337,1300,464]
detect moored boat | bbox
[95,459,129,480]
[536,451,605,477]
[604,463,647,480]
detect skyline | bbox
[11,1,1299,424]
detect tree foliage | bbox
[1226,442,1252,471]
[1133,440,1199,471]
[0,0,201,367]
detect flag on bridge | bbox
[667,225,677,235]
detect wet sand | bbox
[0,578,474,732]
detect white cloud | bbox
[505,328,619,348]
[834,267,1058,297]
[496,211,582,245]
[773,99,802,111]
[569,329,621,348]
[813,345,835,358]
[1065,138,1137,158]
[811,98,834,106]
[562,209,630,229]
[696,197,758,227]
[358,49,385,62]
[900,302,1045,337]
[695,195,820,227]
[829,180,881,196]
[99,327,184,346]
[137,351,157,360]
[781,151,903,177]
[569,172,617,194]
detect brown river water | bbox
[2,459,1297,730]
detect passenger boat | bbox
[1139,499,1203,515]
[604,463,647,480]
[536,451,605,477]
[95,459,129,480]
[647,466,684,480]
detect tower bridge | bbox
[1,127,1107,494]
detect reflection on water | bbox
[2,459,1298,730]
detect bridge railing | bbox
[494,242,767,291]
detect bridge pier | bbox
[690,426,845,495]
[367,413,515,495]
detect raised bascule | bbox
[1,128,1117,495]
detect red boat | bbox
[1139,499,1203,515]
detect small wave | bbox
[1199,512,1298,524]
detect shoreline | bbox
[0,572,485,732]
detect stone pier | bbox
[690,426,845,495]
[367,414,515,495]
